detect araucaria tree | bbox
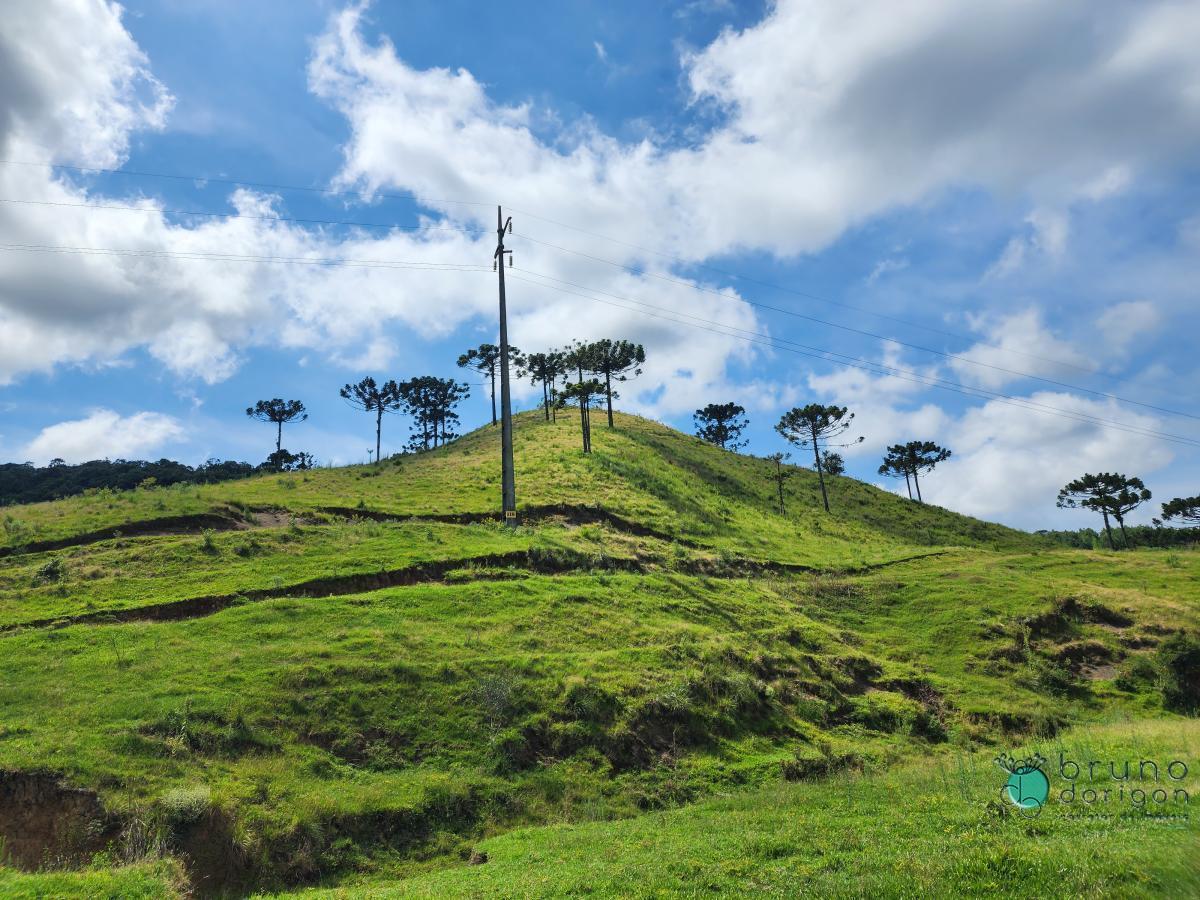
[1057,472,1152,549]
[694,403,748,451]
[1158,496,1200,526]
[765,452,793,515]
[818,450,845,477]
[519,350,567,421]
[587,339,645,427]
[558,378,604,452]
[878,453,915,500]
[246,399,307,455]
[399,377,470,451]
[339,377,403,463]
[775,404,862,512]
[879,441,951,503]
[457,343,519,426]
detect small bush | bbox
[200,529,219,555]
[1159,633,1200,714]
[159,785,212,829]
[34,557,65,583]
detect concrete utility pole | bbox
[494,206,517,526]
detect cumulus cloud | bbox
[1097,300,1162,355]
[809,359,1176,528]
[0,0,172,168]
[24,409,184,464]
[930,392,1174,527]
[3,0,1199,429]
[948,309,1093,390]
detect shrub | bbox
[34,557,65,583]
[159,785,212,829]
[1159,633,1200,714]
[200,529,219,554]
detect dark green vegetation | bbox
[1,411,1197,897]
[0,458,258,506]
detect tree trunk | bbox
[912,467,923,504]
[776,467,785,515]
[542,379,549,421]
[490,365,497,426]
[903,469,913,500]
[1116,515,1129,549]
[375,407,382,463]
[276,420,282,453]
[1101,509,1115,550]
[811,426,829,512]
[605,371,614,427]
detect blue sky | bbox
[1,0,1197,529]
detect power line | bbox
[512,232,1199,423]
[4,158,1187,421]
[0,242,490,271]
[1,238,1191,447]
[0,197,477,235]
[504,269,1200,449]
[0,158,491,208]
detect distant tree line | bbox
[0,457,259,505]
[1056,474,1197,550]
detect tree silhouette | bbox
[265,449,314,471]
[399,377,470,451]
[694,403,748,451]
[901,441,950,503]
[1158,496,1200,526]
[587,339,645,427]
[339,376,403,463]
[562,342,598,450]
[877,452,914,500]
[775,404,862,512]
[558,378,604,452]
[1057,472,1152,549]
[818,450,845,477]
[457,343,519,426]
[246,399,307,456]
[519,350,568,421]
[765,452,793,515]
[878,441,950,502]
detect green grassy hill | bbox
[0,411,1196,897]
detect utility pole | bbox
[494,206,517,527]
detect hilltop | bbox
[0,411,1197,896]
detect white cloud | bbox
[948,309,1093,390]
[865,257,909,284]
[1096,300,1162,355]
[316,1,1200,261]
[24,409,184,464]
[593,41,608,63]
[931,392,1174,527]
[3,0,1200,419]
[808,358,1176,528]
[984,208,1069,278]
[1081,165,1132,201]
[0,0,172,168]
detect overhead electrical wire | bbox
[0,156,1192,427]
[0,158,490,208]
[0,197,475,235]
[512,232,1199,422]
[0,236,1194,447]
[504,269,1200,449]
[0,242,489,272]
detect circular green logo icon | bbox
[1002,764,1050,817]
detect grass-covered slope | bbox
[0,411,1196,897]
